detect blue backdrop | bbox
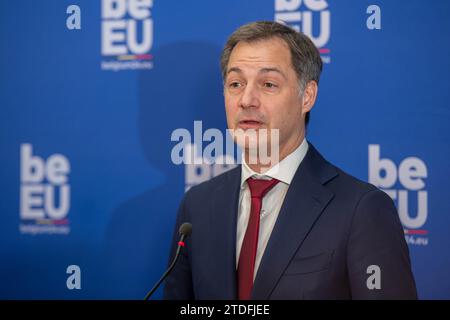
[1,0,449,299]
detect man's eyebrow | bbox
[227,67,243,75]
[226,67,287,80]
[260,67,287,80]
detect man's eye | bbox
[264,82,277,88]
[229,82,241,88]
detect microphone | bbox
[143,222,192,300]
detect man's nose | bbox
[239,83,260,109]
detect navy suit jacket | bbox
[163,144,417,299]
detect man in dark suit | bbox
[164,21,417,299]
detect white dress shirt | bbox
[236,138,309,279]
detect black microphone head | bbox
[179,222,192,237]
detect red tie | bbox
[237,177,280,300]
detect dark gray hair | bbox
[220,21,323,125]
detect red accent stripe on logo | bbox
[178,241,185,247]
[136,54,153,60]
[53,219,69,225]
[404,229,428,235]
[319,48,330,54]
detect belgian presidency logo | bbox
[19,144,71,235]
[274,0,331,63]
[369,145,429,246]
[101,0,154,71]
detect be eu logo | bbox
[19,144,71,235]
[101,0,154,71]
[369,145,428,246]
[274,0,331,63]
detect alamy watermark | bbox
[170,121,280,170]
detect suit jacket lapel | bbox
[251,144,338,299]
[210,166,241,299]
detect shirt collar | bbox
[240,138,309,187]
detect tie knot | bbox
[246,178,280,199]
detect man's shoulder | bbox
[332,166,377,193]
[303,144,397,220]
[307,143,379,196]
[326,163,393,207]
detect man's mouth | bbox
[238,120,264,130]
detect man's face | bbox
[224,37,311,161]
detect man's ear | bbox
[302,80,318,114]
